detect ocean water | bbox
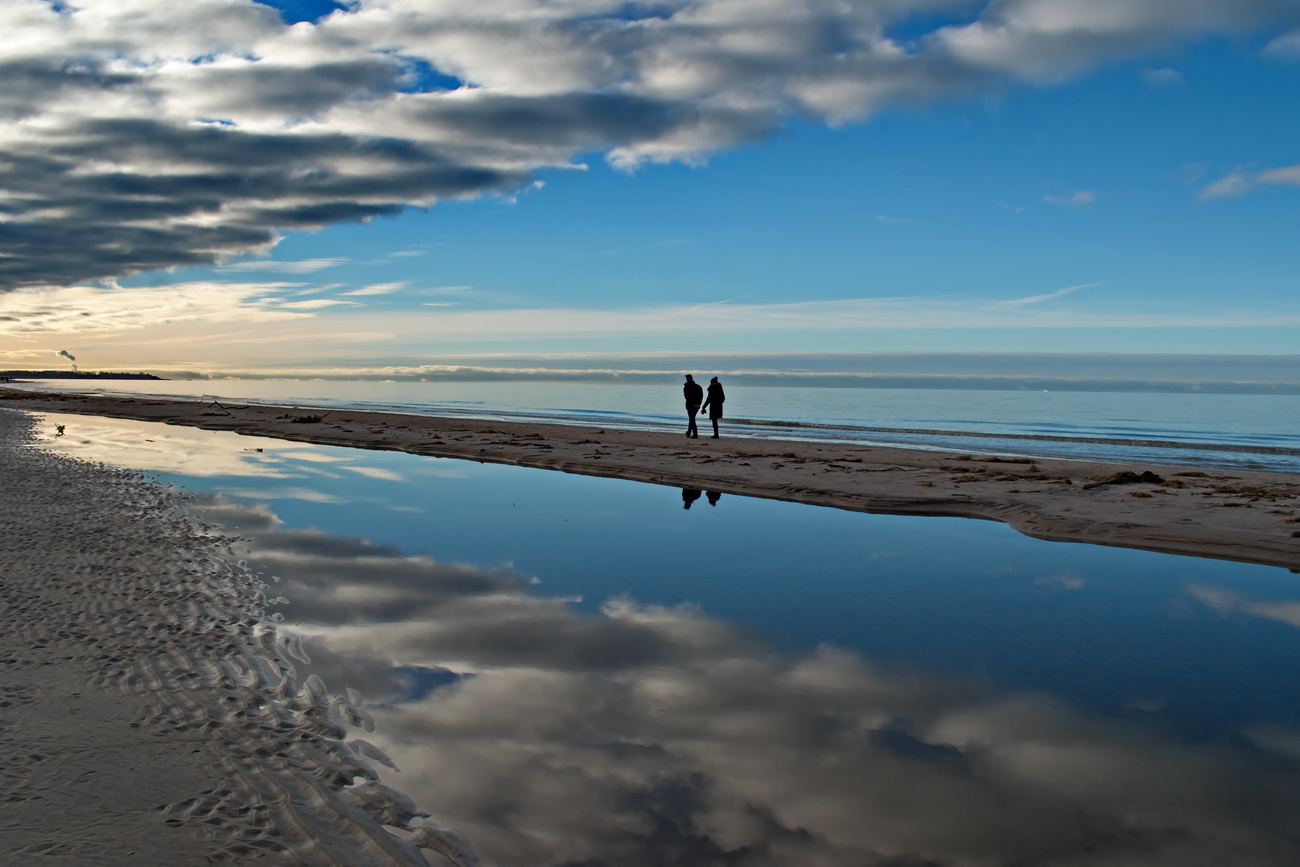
[17,377,1300,472]
[28,411,1300,866]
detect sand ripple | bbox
[0,408,474,865]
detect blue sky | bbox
[1,1,1297,380]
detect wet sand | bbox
[0,407,476,865]
[3,387,1297,570]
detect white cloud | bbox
[1199,162,1300,199]
[1043,190,1096,207]
[274,298,358,310]
[341,281,408,296]
[1140,66,1184,87]
[0,281,305,338]
[1264,28,1300,59]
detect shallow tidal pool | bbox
[35,413,1300,866]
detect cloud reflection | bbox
[192,495,1300,867]
[35,413,398,498]
[1189,583,1300,631]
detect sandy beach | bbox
[0,406,477,866]
[3,387,1297,570]
[2,387,1298,864]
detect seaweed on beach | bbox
[1083,470,1165,490]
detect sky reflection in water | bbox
[36,413,1300,866]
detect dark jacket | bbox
[702,382,725,419]
[684,380,703,408]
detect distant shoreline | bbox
[5,387,1297,570]
[0,370,162,380]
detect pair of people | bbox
[683,374,724,439]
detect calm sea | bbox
[17,378,1300,472]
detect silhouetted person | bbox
[681,488,702,509]
[706,490,722,506]
[683,374,703,438]
[700,376,725,438]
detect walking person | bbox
[700,376,725,439]
[683,374,703,438]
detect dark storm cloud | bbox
[0,112,527,287]
[414,92,710,148]
[1,0,1297,291]
[0,57,140,120]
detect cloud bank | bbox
[2,0,1298,291]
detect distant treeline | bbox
[0,370,162,380]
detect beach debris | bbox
[54,423,65,436]
[199,394,233,416]
[1208,482,1291,502]
[1083,470,1165,490]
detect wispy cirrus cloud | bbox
[341,281,408,297]
[994,282,1101,307]
[1139,66,1184,87]
[0,0,1297,292]
[1199,163,1300,199]
[218,258,352,274]
[1043,190,1096,208]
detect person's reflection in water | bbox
[681,488,702,509]
[706,491,722,506]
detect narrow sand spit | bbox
[2,388,1297,570]
[0,409,476,866]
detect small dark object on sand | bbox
[1083,470,1166,490]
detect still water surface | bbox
[35,413,1300,866]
